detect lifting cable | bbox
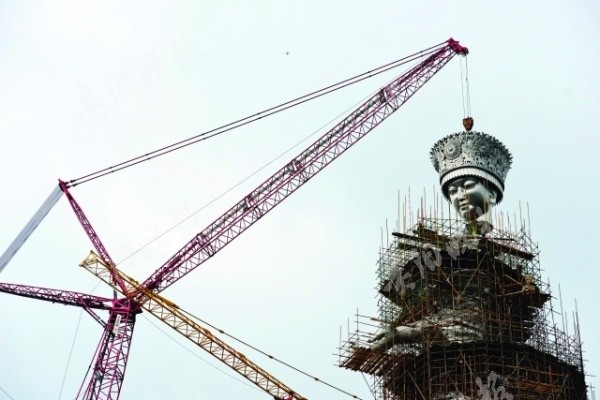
[57,308,85,400]
[141,314,264,395]
[0,42,446,275]
[179,308,364,399]
[116,93,365,266]
[459,55,472,118]
[66,41,448,188]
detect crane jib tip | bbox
[447,38,469,56]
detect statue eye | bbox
[448,187,458,195]
[464,180,477,189]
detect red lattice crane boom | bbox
[0,282,138,399]
[142,38,468,296]
[58,180,132,297]
[0,38,467,399]
[72,38,467,399]
[80,252,308,400]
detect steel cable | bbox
[66,42,446,187]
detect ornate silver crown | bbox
[430,131,512,203]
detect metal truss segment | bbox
[142,42,463,295]
[81,252,307,400]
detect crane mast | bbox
[81,252,308,400]
[0,282,139,400]
[80,301,137,400]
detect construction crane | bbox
[0,257,306,400]
[0,38,468,399]
[80,252,308,399]
[0,282,139,399]
[0,181,307,399]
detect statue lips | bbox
[458,196,471,208]
[459,201,472,211]
[459,201,474,219]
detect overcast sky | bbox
[0,2,599,399]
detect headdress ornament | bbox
[430,131,512,203]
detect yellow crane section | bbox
[80,251,306,400]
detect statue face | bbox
[447,177,497,221]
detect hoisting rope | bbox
[0,41,447,275]
[141,314,265,394]
[65,41,448,188]
[465,56,472,117]
[459,55,474,132]
[460,55,472,118]
[180,308,363,399]
[57,308,85,400]
[116,91,368,267]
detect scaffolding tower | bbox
[339,213,587,400]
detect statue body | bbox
[371,130,513,350]
[343,130,586,400]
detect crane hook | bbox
[463,117,474,132]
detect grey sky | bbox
[0,2,598,399]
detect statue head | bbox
[447,176,497,221]
[430,131,512,223]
